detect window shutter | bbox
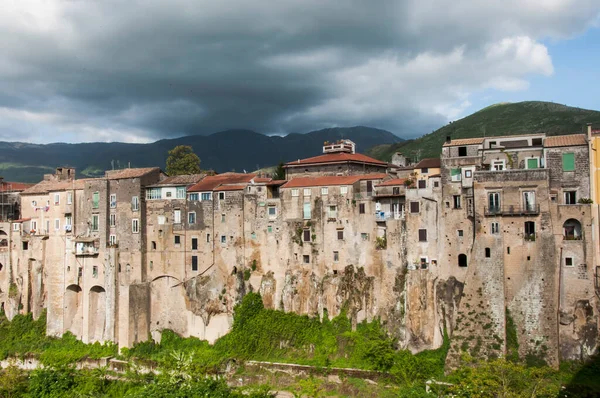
[527,158,538,169]
[419,229,427,241]
[562,153,575,171]
[410,201,420,213]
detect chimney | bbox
[587,123,592,141]
[446,135,452,144]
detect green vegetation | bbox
[505,307,520,362]
[368,101,600,162]
[272,161,286,180]
[165,145,201,176]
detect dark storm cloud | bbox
[0,0,599,142]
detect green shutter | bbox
[303,203,311,219]
[562,153,575,171]
[92,192,99,208]
[527,158,539,169]
[451,168,460,176]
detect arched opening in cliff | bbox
[64,284,83,337]
[88,285,107,342]
[563,219,582,240]
[458,253,467,267]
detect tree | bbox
[166,146,201,176]
[273,162,286,180]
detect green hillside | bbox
[368,101,600,162]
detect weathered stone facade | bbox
[1,134,598,369]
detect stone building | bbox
[1,136,598,368]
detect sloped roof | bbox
[442,137,485,147]
[285,152,387,167]
[544,134,587,148]
[414,158,441,169]
[281,173,387,189]
[253,177,272,183]
[0,181,34,192]
[188,173,256,192]
[376,178,407,187]
[22,180,74,195]
[148,174,205,187]
[214,184,247,191]
[105,167,161,180]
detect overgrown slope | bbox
[368,101,600,162]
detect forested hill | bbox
[0,127,402,182]
[367,101,600,162]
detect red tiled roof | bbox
[188,173,256,192]
[105,167,162,180]
[0,181,34,191]
[281,173,387,189]
[214,184,247,191]
[12,218,31,222]
[443,137,485,147]
[266,179,286,186]
[253,177,272,183]
[414,158,441,169]
[285,152,387,167]
[376,178,407,187]
[544,134,587,148]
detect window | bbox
[191,256,198,271]
[563,219,582,240]
[109,213,116,227]
[267,225,273,233]
[174,235,181,245]
[151,241,156,250]
[458,253,467,267]
[110,194,116,207]
[453,195,461,209]
[418,179,426,189]
[92,192,100,209]
[221,213,226,223]
[174,209,181,224]
[450,168,462,182]
[131,196,139,211]
[292,189,299,197]
[91,214,99,231]
[67,192,73,205]
[492,160,505,170]
[418,229,427,242]
[54,219,60,231]
[337,229,344,240]
[457,230,463,237]
[565,257,574,267]
[201,192,212,201]
[524,221,535,240]
[507,247,511,254]
[146,188,161,200]
[340,186,348,195]
[268,206,277,217]
[393,187,400,195]
[465,170,472,178]
[221,235,226,244]
[166,191,172,198]
[22,241,28,250]
[192,238,198,250]
[321,187,328,195]
[92,266,98,278]
[46,220,50,233]
[523,191,536,211]
[434,181,439,188]
[303,255,310,264]
[491,222,499,234]
[488,192,500,212]
[303,188,311,196]
[526,158,539,169]
[13,223,19,231]
[109,235,117,245]
[188,212,196,224]
[54,193,60,205]
[366,181,373,196]
[188,193,199,201]
[420,257,428,269]
[328,205,337,219]
[303,229,311,242]
[31,220,37,232]
[421,167,429,174]
[532,138,543,146]
[158,215,165,225]
[219,192,225,200]
[132,218,139,233]
[410,201,420,213]
[303,203,311,219]
[176,187,186,199]
[562,153,575,171]
[334,251,339,262]
[359,203,365,214]
[485,248,491,258]
[564,191,577,205]
[32,200,37,207]
[458,146,467,157]
[361,233,369,241]
[206,233,210,242]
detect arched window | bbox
[563,219,582,240]
[458,254,468,267]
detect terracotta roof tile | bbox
[414,158,441,169]
[214,184,247,191]
[0,181,34,191]
[188,173,256,192]
[285,152,387,167]
[253,177,272,183]
[105,167,161,180]
[544,134,587,148]
[281,173,387,189]
[376,178,407,187]
[442,137,485,147]
[148,174,206,187]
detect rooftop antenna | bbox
[128,161,131,169]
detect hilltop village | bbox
[0,127,599,369]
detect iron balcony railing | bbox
[484,204,540,216]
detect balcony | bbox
[484,204,540,217]
[375,211,405,221]
[75,238,99,256]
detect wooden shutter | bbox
[562,153,575,171]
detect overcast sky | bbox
[1,0,599,143]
